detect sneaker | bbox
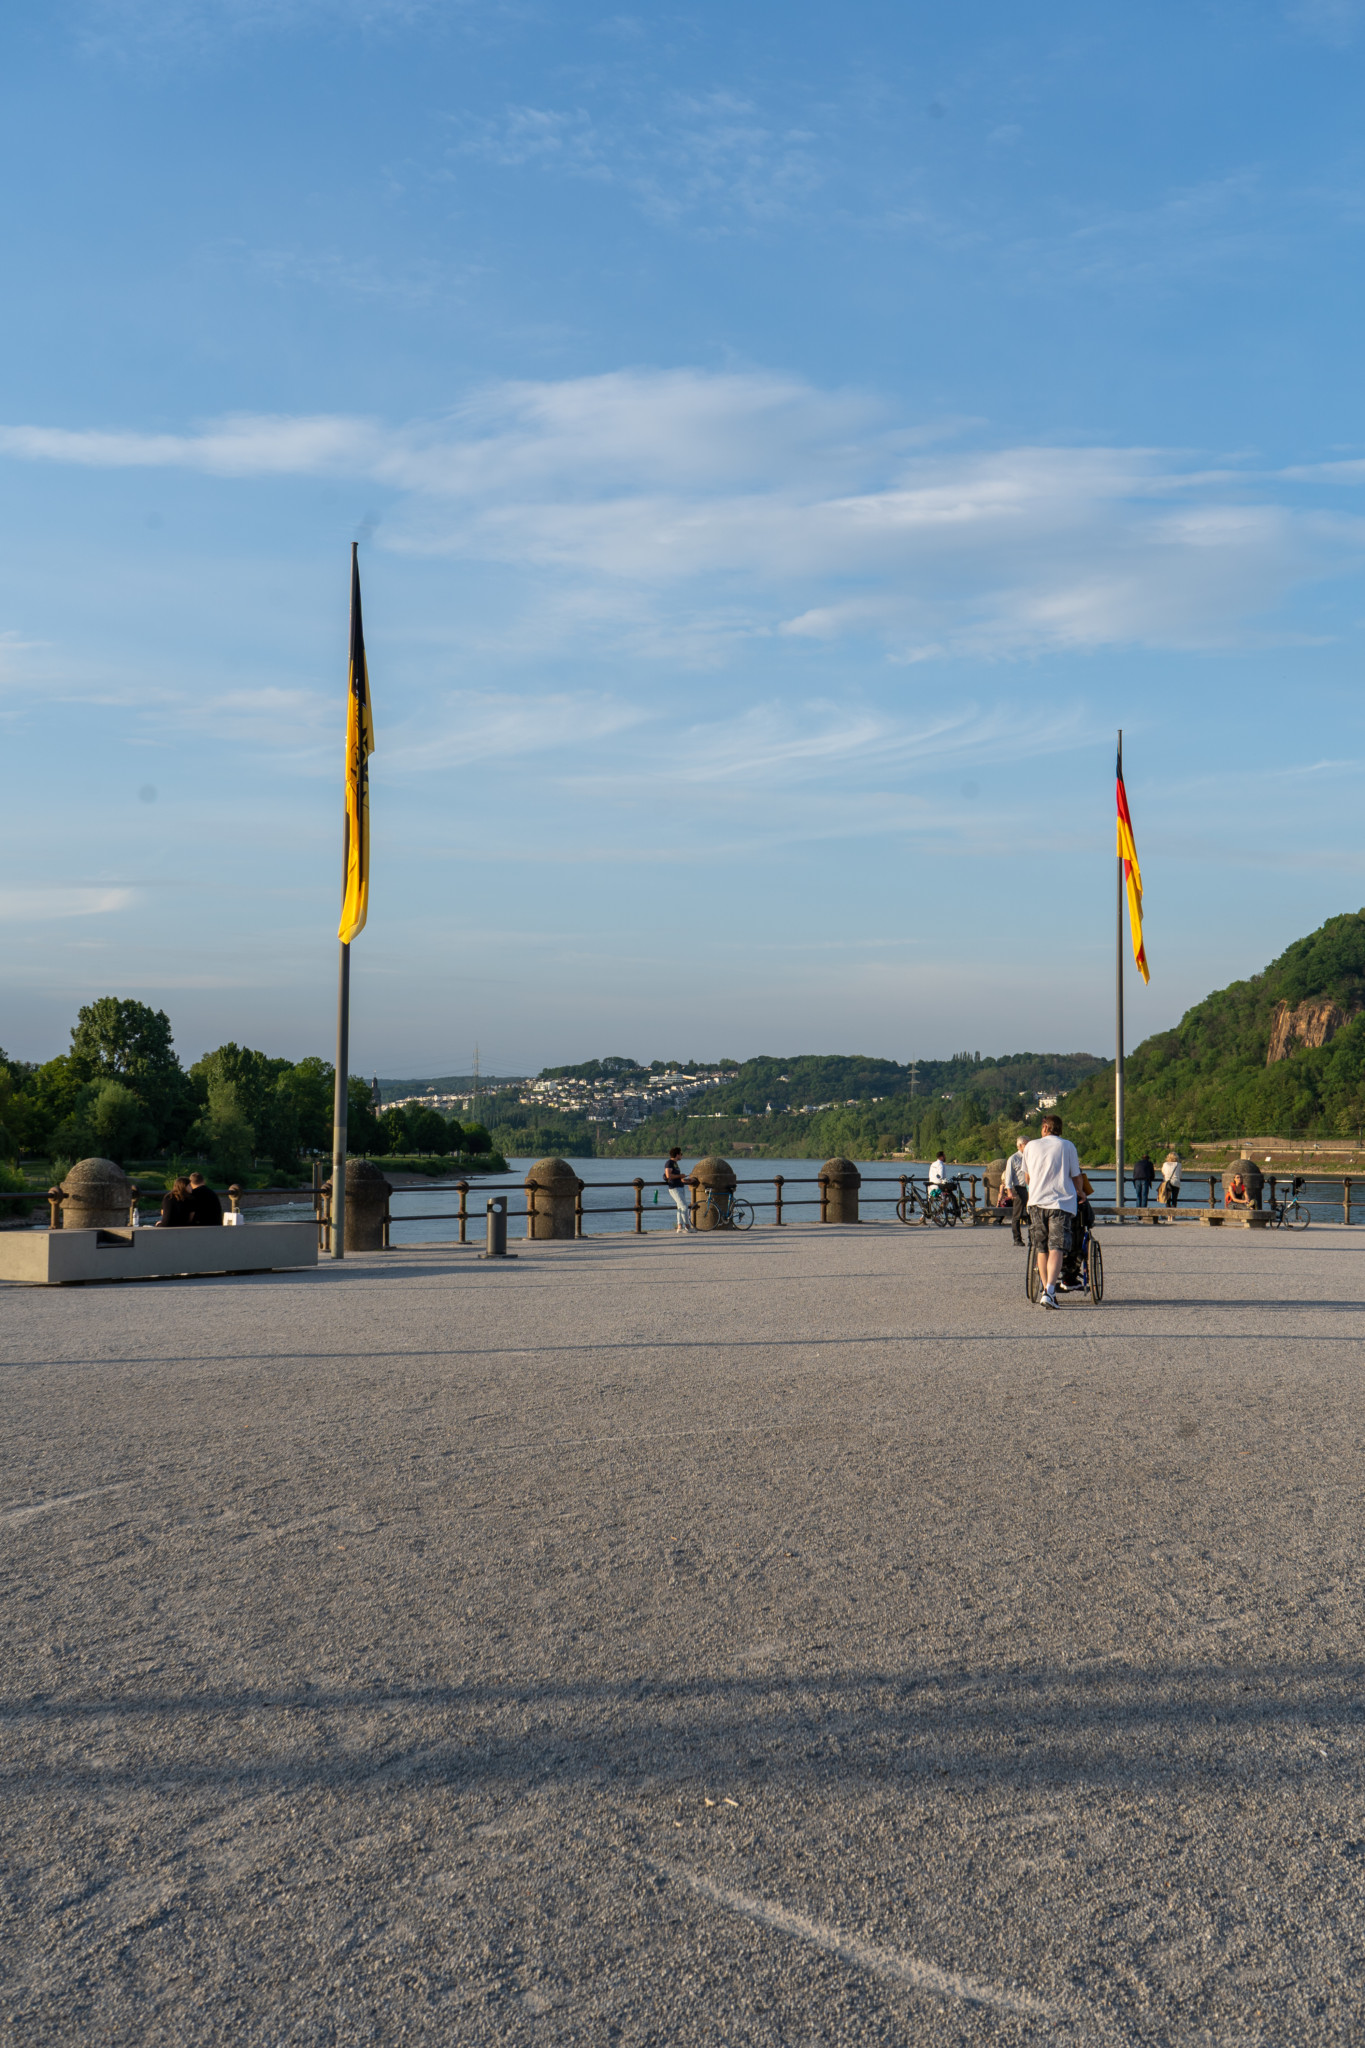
[1040,1288,1060,1310]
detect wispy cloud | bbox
[0,887,134,921]
[384,690,648,771]
[3,370,1362,661]
[451,89,824,229]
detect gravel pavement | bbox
[3,1222,1364,2044]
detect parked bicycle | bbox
[701,1187,755,1231]
[922,1177,964,1229]
[1268,1176,1311,1230]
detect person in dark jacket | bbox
[158,1176,193,1227]
[1132,1154,1156,1208]
[186,1172,224,1226]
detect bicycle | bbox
[922,1178,964,1229]
[1025,1217,1104,1304]
[702,1188,755,1231]
[1268,1177,1310,1230]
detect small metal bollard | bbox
[478,1196,517,1261]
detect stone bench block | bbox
[0,1222,318,1286]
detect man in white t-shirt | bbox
[928,1152,948,1187]
[1022,1115,1082,1311]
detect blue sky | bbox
[5,0,1365,1076]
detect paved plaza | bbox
[3,1222,1364,2044]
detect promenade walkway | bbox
[4,1226,1364,2043]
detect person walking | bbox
[663,1148,691,1232]
[1159,1150,1182,1208]
[186,1172,224,1226]
[1001,1138,1029,1245]
[1132,1153,1155,1208]
[1022,1114,1083,1311]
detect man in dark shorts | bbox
[1022,1115,1083,1311]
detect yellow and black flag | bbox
[1116,746,1149,984]
[338,544,375,945]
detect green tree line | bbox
[0,997,497,1182]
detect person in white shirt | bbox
[1160,1150,1182,1208]
[1022,1115,1083,1311]
[928,1152,948,1187]
[1001,1137,1029,1245]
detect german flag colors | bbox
[1116,750,1149,984]
[338,544,375,946]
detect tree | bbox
[347,1075,383,1154]
[70,997,176,1077]
[69,997,191,1147]
[191,1044,299,1171]
[279,1058,334,1154]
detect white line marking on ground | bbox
[651,1857,1059,2020]
[1,1483,132,1526]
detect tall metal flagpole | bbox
[331,929,350,1260]
[1116,728,1126,1218]
[330,546,359,1261]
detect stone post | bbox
[525,1157,581,1239]
[818,1157,861,1223]
[322,1159,392,1251]
[691,1155,737,1231]
[60,1158,134,1231]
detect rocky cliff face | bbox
[1266,998,1356,1064]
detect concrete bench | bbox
[0,1222,318,1286]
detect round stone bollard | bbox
[59,1157,134,1231]
[691,1154,737,1230]
[525,1157,582,1239]
[323,1158,392,1251]
[983,1156,1007,1219]
[818,1156,861,1223]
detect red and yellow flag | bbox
[338,545,375,946]
[1116,749,1149,984]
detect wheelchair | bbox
[1025,1215,1104,1304]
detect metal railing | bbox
[7,1167,1362,1243]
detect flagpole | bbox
[330,542,361,1261]
[331,933,350,1259]
[1116,728,1126,1218]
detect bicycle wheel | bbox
[1291,1201,1311,1231]
[1025,1251,1041,1303]
[1089,1236,1104,1303]
[943,1190,962,1228]
[731,1197,754,1231]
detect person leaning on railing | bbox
[663,1148,692,1234]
